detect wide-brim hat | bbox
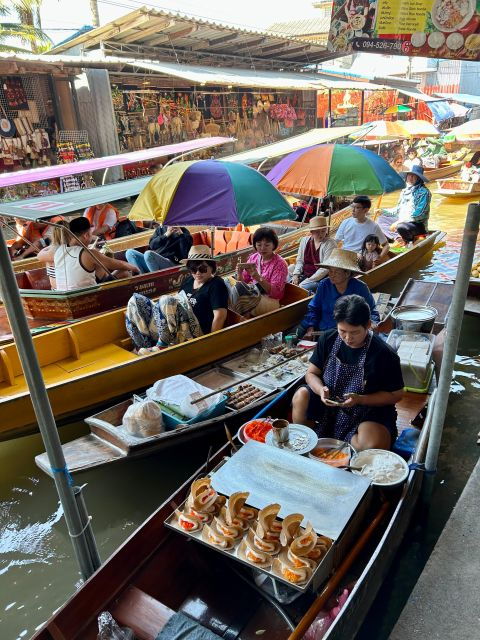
[401,165,429,183]
[180,244,218,265]
[308,216,330,230]
[316,248,364,274]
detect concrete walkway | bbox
[390,458,480,640]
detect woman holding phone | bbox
[229,227,288,317]
[292,295,403,451]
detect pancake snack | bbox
[176,477,223,532]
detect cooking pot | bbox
[391,305,438,333]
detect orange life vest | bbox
[84,204,120,240]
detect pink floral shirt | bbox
[242,252,288,300]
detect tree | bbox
[0,0,52,53]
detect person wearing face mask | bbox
[296,248,379,339]
[378,166,431,244]
[291,217,337,293]
[229,227,288,317]
[292,295,403,451]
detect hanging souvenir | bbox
[3,77,28,110]
[0,105,16,138]
[210,93,222,119]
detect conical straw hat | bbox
[316,248,364,274]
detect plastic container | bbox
[308,438,356,468]
[387,330,435,392]
[391,305,438,333]
[350,449,409,488]
[159,395,227,430]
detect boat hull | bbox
[423,162,462,181]
[435,178,480,198]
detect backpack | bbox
[112,218,141,238]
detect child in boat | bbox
[358,234,387,271]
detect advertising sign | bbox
[328,0,480,61]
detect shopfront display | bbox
[111,83,316,154]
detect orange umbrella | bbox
[351,120,410,141]
[402,119,440,138]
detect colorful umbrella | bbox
[447,119,480,141]
[129,160,295,225]
[350,120,410,140]
[401,119,440,138]
[266,144,405,197]
[384,105,412,114]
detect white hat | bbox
[316,248,364,274]
[180,244,217,264]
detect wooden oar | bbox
[190,347,315,405]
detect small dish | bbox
[350,449,409,487]
[264,424,318,455]
[308,438,355,468]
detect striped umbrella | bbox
[350,120,410,140]
[266,144,405,197]
[129,160,295,225]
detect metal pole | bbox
[423,203,480,495]
[0,226,101,580]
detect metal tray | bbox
[164,496,335,593]
[192,367,274,411]
[210,440,371,541]
[221,349,309,389]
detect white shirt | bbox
[403,157,422,171]
[335,217,387,252]
[54,245,97,291]
[83,206,117,230]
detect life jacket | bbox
[84,204,120,240]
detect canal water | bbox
[1,191,479,640]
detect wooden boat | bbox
[31,349,440,640]
[35,279,452,476]
[435,178,480,198]
[423,160,462,181]
[0,284,309,441]
[466,276,480,317]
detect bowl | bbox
[308,438,355,467]
[391,305,438,333]
[237,419,272,445]
[350,449,409,488]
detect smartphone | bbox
[237,262,253,269]
[325,396,346,406]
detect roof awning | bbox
[397,88,455,122]
[223,126,362,164]
[436,92,480,106]
[0,137,233,189]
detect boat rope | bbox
[68,515,93,538]
[51,464,74,486]
[409,462,436,475]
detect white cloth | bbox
[83,207,117,229]
[54,245,97,291]
[292,236,337,281]
[335,217,387,252]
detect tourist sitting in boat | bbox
[296,248,379,339]
[293,198,318,223]
[335,196,389,260]
[377,166,431,245]
[228,227,288,317]
[83,203,120,240]
[460,161,480,183]
[292,294,403,451]
[290,216,337,293]
[125,225,192,273]
[358,234,388,271]
[125,245,228,350]
[403,148,422,172]
[54,217,140,291]
[7,215,65,259]
[36,220,69,289]
[390,153,405,173]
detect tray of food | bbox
[165,477,334,592]
[192,368,274,411]
[221,347,310,389]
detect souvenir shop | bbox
[110,77,317,175]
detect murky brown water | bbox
[1,189,479,640]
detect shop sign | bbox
[328,0,480,61]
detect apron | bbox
[317,332,372,442]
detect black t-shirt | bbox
[181,276,229,334]
[310,329,404,394]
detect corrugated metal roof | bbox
[268,18,331,40]
[436,93,480,106]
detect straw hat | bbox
[180,244,217,264]
[316,248,364,274]
[308,216,329,230]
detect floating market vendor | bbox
[296,248,379,339]
[377,165,431,244]
[292,294,404,450]
[125,245,228,350]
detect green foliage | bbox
[0,0,52,53]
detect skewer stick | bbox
[191,346,315,404]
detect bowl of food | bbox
[238,419,272,444]
[308,438,355,467]
[350,449,409,488]
[431,0,476,32]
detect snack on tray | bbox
[225,492,253,528]
[202,524,235,550]
[213,509,244,542]
[176,477,221,532]
[237,536,272,568]
[225,383,266,410]
[280,513,304,547]
[272,555,313,585]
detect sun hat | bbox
[401,165,429,183]
[308,216,329,230]
[180,244,218,265]
[316,248,364,274]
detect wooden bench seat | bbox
[110,586,174,640]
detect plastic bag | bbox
[97,611,135,640]
[146,375,223,420]
[122,399,164,438]
[302,612,332,640]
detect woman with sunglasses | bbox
[229,227,288,317]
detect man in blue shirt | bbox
[296,248,379,338]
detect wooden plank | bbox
[465,296,480,317]
[110,586,174,640]
[35,435,125,476]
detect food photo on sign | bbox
[327,0,480,61]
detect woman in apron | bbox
[292,294,404,451]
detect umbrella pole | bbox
[300,196,313,226]
[210,225,215,258]
[0,225,101,581]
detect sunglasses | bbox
[189,264,209,274]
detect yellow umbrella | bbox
[402,119,440,138]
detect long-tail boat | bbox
[31,322,443,640]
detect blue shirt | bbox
[300,277,380,331]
